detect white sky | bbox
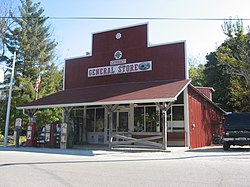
[10,0,250,65]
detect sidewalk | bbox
[0,145,189,157]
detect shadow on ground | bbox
[0,146,95,157]
[187,145,250,153]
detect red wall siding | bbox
[188,86,223,148]
[196,87,213,100]
[64,24,186,89]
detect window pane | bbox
[118,112,128,132]
[113,112,117,130]
[75,109,83,117]
[95,108,104,132]
[172,106,184,120]
[86,109,95,132]
[146,107,156,132]
[134,107,144,132]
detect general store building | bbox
[18,23,225,150]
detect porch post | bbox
[61,107,73,149]
[105,104,119,150]
[63,107,73,123]
[156,102,173,151]
[109,110,113,149]
[83,106,87,143]
[162,103,168,150]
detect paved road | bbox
[0,146,250,187]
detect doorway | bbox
[73,117,84,144]
[106,108,130,143]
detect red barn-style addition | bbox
[18,23,225,150]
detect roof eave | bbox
[17,97,177,110]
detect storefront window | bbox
[95,108,104,132]
[134,107,144,132]
[165,105,185,132]
[134,106,158,132]
[75,109,83,117]
[172,106,184,121]
[118,112,128,131]
[86,108,104,132]
[146,107,157,132]
[112,112,117,130]
[86,109,95,132]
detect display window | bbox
[95,108,104,132]
[134,107,144,132]
[134,105,159,132]
[167,104,185,132]
[86,109,95,132]
[86,108,104,132]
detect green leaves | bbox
[189,64,205,86]
[0,0,62,133]
[205,19,250,112]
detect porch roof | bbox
[17,79,190,110]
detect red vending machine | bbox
[26,122,37,147]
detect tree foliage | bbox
[204,52,232,111]
[0,0,14,58]
[189,64,205,86]
[205,19,250,112]
[0,0,63,133]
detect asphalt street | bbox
[0,146,250,187]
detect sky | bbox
[10,0,250,66]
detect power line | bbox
[0,16,250,21]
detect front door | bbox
[105,109,129,143]
[73,117,84,144]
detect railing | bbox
[110,132,163,148]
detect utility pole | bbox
[1,52,16,147]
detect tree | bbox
[1,0,63,133]
[204,19,250,112]
[189,64,205,86]
[188,54,206,86]
[0,0,15,134]
[204,52,233,111]
[0,0,14,59]
[219,19,250,89]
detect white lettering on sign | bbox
[88,61,152,77]
[110,59,126,65]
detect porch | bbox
[17,79,191,150]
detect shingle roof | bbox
[17,79,190,109]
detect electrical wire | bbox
[0,16,250,21]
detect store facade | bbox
[18,23,224,149]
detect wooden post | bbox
[61,107,73,149]
[162,103,168,150]
[109,110,113,150]
[105,104,119,150]
[156,102,173,151]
